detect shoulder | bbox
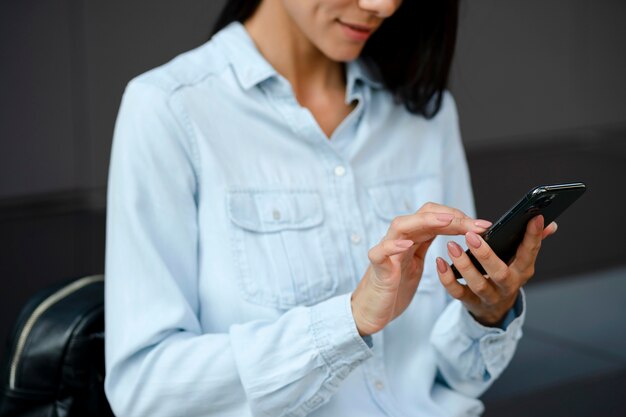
[126,34,230,98]
[113,42,230,167]
[375,89,459,132]
[438,90,459,123]
[420,90,459,126]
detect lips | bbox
[338,20,375,42]
[341,21,375,32]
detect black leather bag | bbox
[0,275,114,417]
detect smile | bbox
[338,20,375,42]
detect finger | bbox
[413,237,434,261]
[511,215,544,273]
[368,239,414,270]
[447,241,499,304]
[465,232,515,293]
[386,201,490,238]
[416,203,493,230]
[418,202,471,219]
[387,212,491,241]
[436,257,480,305]
[541,221,558,240]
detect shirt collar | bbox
[346,58,383,92]
[345,59,383,103]
[216,21,383,92]
[216,22,278,90]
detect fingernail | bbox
[551,222,558,233]
[447,241,463,258]
[436,213,454,223]
[466,232,482,248]
[395,239,414,249]
[474,219,492,229]
[436,257,449,273]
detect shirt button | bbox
[374,380,385,391]
[350,233,362,245]
[272,209,281,221]
[334,165,346,177]
[308,396,323,407]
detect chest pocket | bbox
[366,176,444,292]
[227,189,337,309]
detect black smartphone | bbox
[452,182,587,279]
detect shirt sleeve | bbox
[429,92,526,397]
[104,80,372,417]
[430,290,525,397]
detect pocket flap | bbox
[227,190,324,233]
[367,176,442,221]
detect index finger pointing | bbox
[387,212,492,241]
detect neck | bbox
[244,0,346,100]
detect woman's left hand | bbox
[435,215,558,327]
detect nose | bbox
[357,0,401,18]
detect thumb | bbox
[368,239,414,274]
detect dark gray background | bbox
[1,0,625,415]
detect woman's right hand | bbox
[350,203,492,337]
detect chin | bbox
[323,44,364,62]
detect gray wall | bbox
[0,0,224,199]
[1,0,625,200]
[452,0,626,143]
[1,1,77,198]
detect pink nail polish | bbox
[436,257,448,273]
[474,219,492,229]
[466,232,482,249]
[395,240,414,249]
[447,241,463,258]
[436,213,454,223]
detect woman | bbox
[105,0,556,416]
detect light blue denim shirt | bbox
[105,21,525,417]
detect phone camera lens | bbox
[525,194,555,215]
[536,194,555,209]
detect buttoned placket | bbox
[260,75,370,280]
[327,89,370,287]
[333,86,407,417]
[261,76,401,415]
[317,101,403,417]
[331,85,377,282]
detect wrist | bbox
[351,266,399,337]
[350,285,389,337]
[469,309,507,328]
[468,292,519,328]
[350,291,370,337]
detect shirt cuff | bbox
[498,290,524,330]
[458,288,526,340]
[457,289,526,377]
[430,288,526,385]
[229,293,373,416]
[309,293,373,374]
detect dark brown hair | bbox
[212,0,459,118]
